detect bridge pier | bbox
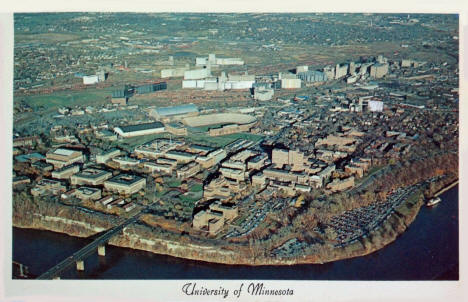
[98,245,106,257]
[76,260,84,271]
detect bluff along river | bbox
[12,185,458,280]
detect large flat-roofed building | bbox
[165,150,197,163]
[104,174,146,195]
[184,68,211,80]
[177,162,201,179]
[209,202,238,221]
[272,148,304,170]
[114,122,165,138]
[71,168,112,186]
[150,104,199,120]
[263,168,298,183]
[13,136,41,148]
[297,70,328,82]
[144,162,173,174]
[281,78,301,89]
[31,178,67,196]
[134,139,185,159]
[113,156,140,167]
[165,122,188,136]
[161,67,189,78]
[75,186,102,201]
[52,164,80,180]
[219,167,245,182]
[317,164,336,185]
[46,148,85,169]
[272,148,290,167]
[326,176,355,192]
[96,149,120,164]
[192,210,225,235]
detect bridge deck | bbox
[37,213,141,280]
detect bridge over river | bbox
[37,211,143,280]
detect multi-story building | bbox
[51,164,80,180]
[272,148,304,170]
[177,162,201,179]
[326,176,355,192]
[75,187,102,201]
[144,162,173,175]
[193,210,225,235]
[31,179,67,196]
[46,148,85,169]
[71,168,112,186]
[96,149,120,164]
[114,122,165,138]
[104,174,146,195]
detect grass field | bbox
[16,88,114,110]
[187,132,263,147]
[112,133,171,149]
[15,33,82,43]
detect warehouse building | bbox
[104,174,146,195]
[83,75,99,85]
[161,67,189,78]
[195,54,244,66]
[281,78,301,89]
[134,82,167,94]
[114,122,165,138]
[297,70,328,82]
[184,68,211,80]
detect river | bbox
[12,185,458,280]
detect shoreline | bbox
[12,184,439,267]
[433,180,458,197]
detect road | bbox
[36,211,143,280]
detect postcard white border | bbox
[1,1,467,302]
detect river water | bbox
[12,185,458,280]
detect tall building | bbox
[272,148,304,170]
[370,63,389,79]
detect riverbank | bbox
[13,188,428,267]
[434,180,459,197]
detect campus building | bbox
[104,174,146,195]
[46,148,85,169]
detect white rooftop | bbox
[54,149,75,156]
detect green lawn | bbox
[190,184,204,192]
[186,132,263,148]
[16,88,114,110]
[167,178,182,188]
[113,133,170,149]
